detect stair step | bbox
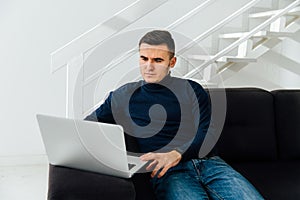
[188,55,213,60]
[217,56,257,63]
[249,6,300,18]
[188,55,257,63]
[219,31,293,39]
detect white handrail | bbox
[166,0,216,30]
[184,0,300,78]
[83,0,216,86]
[50,0,168,73]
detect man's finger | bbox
[157,164,171,178]
[146,160,158,171]
[151,165,163,178]
[140,152,155,161]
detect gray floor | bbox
[0,164,48,200]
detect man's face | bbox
[139,43,176,83]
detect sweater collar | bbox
[142,73,173,90]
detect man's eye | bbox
[154,59,163,62]
[141,57,148,61]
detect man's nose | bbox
[145,61,155,70]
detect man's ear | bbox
[169,57,177,68]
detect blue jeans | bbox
[150,156,264,200]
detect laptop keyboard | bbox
[128,163,136,170]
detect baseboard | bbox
[0,154,48,166]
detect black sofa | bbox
[47,88,300,200]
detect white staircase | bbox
[50,0,300,119]
[184,1,300,84]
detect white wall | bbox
[0,0,136,163]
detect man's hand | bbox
[140,150,182,178]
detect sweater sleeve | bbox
[84,92,116,124]
[178,81,212,161]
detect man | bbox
[85,30,263,200]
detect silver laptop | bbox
[36,114,147,178]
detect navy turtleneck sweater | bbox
[85,74,211,161]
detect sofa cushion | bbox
[216,88,277,161]
[231,160,300,200]
[48,165,135,200]
[272,90,300,160]
[132,172,156,200]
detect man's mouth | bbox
[145,73,155,76]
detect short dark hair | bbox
[139,30,175,58]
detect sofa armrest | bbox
[48,165,135,200]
